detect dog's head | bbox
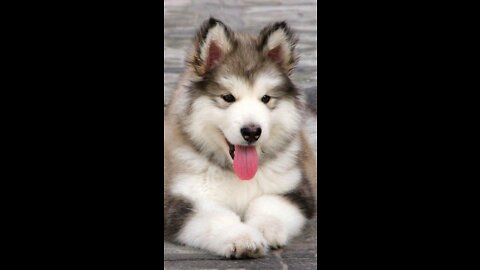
[183,18,304,180]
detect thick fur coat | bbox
[164,18,316,259]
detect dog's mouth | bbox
[225,138,258,181]
[226,139,235,160]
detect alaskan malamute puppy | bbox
[164,18,316,259]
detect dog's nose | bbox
[240,125,262,143]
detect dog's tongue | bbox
[233,145,258,180]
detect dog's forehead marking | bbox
[218,73,283,96]
[253,73,283,94]
[218,76,248,93]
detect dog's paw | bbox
[248,217,288,249]
[222,225,268,259]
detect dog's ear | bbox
[189,18,234,76]
[258,22,298,75]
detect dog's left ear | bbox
[258,22,298,75]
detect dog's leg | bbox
[173,201,268,259]
[245,194,310,249]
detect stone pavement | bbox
[164,1,317,269]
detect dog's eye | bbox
[222,94,236,103]
[261,95,271,104]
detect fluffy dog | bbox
[164,18,316,259]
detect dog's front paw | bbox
[248,217,288,249]
[223,225,268,259]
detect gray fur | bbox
[283,173,315,219]
[164,195,194,241]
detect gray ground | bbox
[164,0,317,269]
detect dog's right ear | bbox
[189,18,234,76]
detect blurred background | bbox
[164,0,317,108]
[164,1,317,269]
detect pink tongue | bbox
[233,145,258,180]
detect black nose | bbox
[240,125,262,143]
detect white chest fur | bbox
[170,138,302,217]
